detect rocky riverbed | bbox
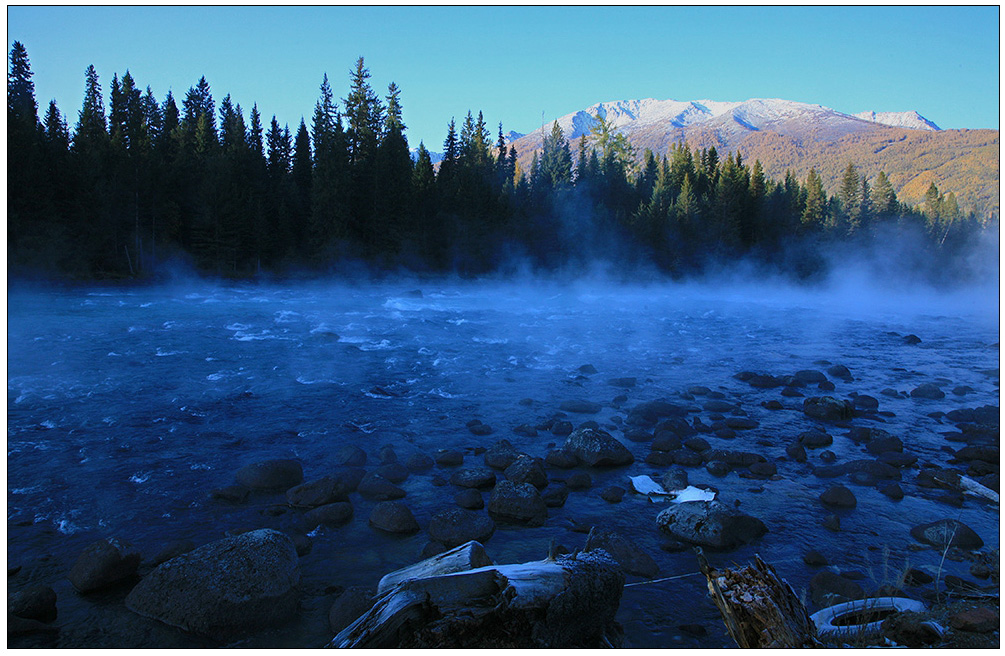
[8,279,999,647]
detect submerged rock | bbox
[235,458,304,491]
[803,397,854,421]
[656,500,767,550]
[68,537,141,593]
[125,529,300,638]
[563,428,634,467]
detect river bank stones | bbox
[803,397,854,421]
[125,529,300,638]
[563,428,634,467]
[369,501,419,534]
[286,476,350,508]
[656,500,767,550]
[820,485,857,508]
[8,585,58,622]
[235,459,304,491]
[910,519,984,550]
[68,537,141,593]
[487,481,547,526]
[427,508,495,548]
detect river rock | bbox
[449,468,497,489]
[661,467,689,491]
[910,383,945,400]
[483,439,520,470]
[786,443,807,463]
[427,508,495,548]
[210,484,250,503]
[434,450,464,467]
[334,445,367,467]
[795,370,828,384]
[358,472,407,500]
[369,501,420,534]
[826,365,852,381]
[8,585,57,622]
[949,606,998,633]
[880,483,905,500]
[655,500,767,550]
[329,586,376,635]
[541,482,569,508]
[487,481,547,526]
[504,455,548,489]
[600,485,626,503]
[68,537,141,593]
[657,417,698,438]
[803,397,854,421]
[303,501,354,528]
[235,459,304,491]
[866,435,903,455]
[584,529,658,578]
[404,453,434,472]
[820,485,857,508]
[798,431,832,448]
[703,449,765,467]
[286,476,350,508]
[374,463,410,484]
[706,460,731,477]
[627,399,690,427]
[560,400,603,414]
[454,488,484,510]
[566,472,592,490]
[563,428,634,467]
[545,449,578,469]
[125,529,300,638]
[809,570,863,608]
[551,420,574,436]
[910,519,984,550]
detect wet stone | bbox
[8,584,57,623]
[673,450,703,467]
[600,486,626,503]
[910,383,945,400]
[358,473,406,501]
[426,508,495,548]
[368,500,420,534]
[68,537,141,594]
[334,446,367,468]
[651,433,681,452]
[504,455,548,489]
[303,501,354,528]
[545,449,578,469]
[707,460,731,477]
[799,431,832,448]
[541,482,569,508]
[434,450,464,467]
[454,488,484,510]
[487,481,548,526]
[551,420,574,436]
[449,468,497,489]
[404,453,434,472]
[235,459,304,491]
[785,444,807,463]
[880,483,905,500]
[820,485,857,508]
[565,471,593,490]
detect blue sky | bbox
[8,5,1000,149]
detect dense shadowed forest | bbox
[7,43,995,282]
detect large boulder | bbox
[910,519,984,550]
[235,459,303,491]
[427,508,495,548]
[563,428,634,467]
[286,476,350,508]
[483,440,520,470]
[584,529,659,578]
[487,481,547,526]
[68,537,141,593]
[803,397,854,421]
[656,500,767,550]
[504,455,548,489]
[125,529,300,638]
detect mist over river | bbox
[7,275,999,647]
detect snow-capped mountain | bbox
[853,110,940,131]
[525,97,939,146]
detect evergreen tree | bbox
[539,121,573,190]
[870,171,898,217]
[801,168,827,229]
[310,73,350,257]
[838,162,863,233]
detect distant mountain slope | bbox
[507,97,997,218]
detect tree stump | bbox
[696,548,821,648]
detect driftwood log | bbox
[696,548,821,648]
[327,541,625,648]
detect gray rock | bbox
[541,483,569,508]
[809,570,863,607]
[656,500,767,550]
[487,481,548,526]
[329,586,376,635]
[125,529,300,638]
[661,467,689,491]
[600,485,626,503]
[358,472,406,500]
[434,450,464,467]
[798,431,832,448]
[427,508,495,548]
[584,529,659,578]
[910,519,984,550]
[820,485,857,508]
[303,501,354,528]
[503,454,548,489]
[286,476,350,508]
[803,397,854,421]
[150,540,197,567]
[8,585,57,622]
[374,463,410,484]
[563,428,634,467]
[449,468,497,489]
[369,501,420,534]
[235,459,304,491]
[454,488,484,510]
[68,537,141,593]
[560,400,603,414]
[404,453,434,472]
[334,445,367,467]
[910,383,945,400]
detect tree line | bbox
[8,42,990,281]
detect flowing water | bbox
[7,276,999,647]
